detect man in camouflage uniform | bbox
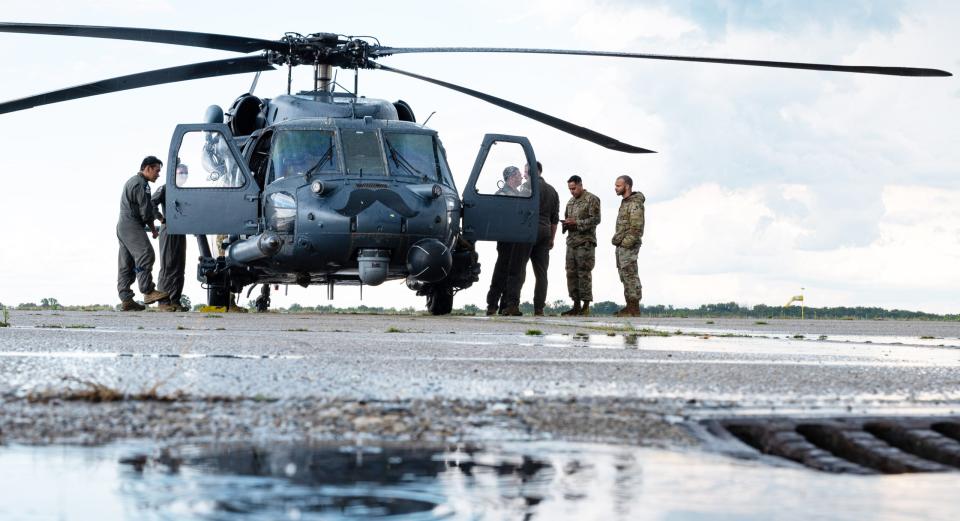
[561,175,601,316]
[116,156,168,311]
[612,175,644,317]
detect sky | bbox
[0,0,957,313]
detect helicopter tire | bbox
[426,285,454,316]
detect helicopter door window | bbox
[342,130,386,176]
[174,130,246,188]
[475,141,531,198]
[383,132,438,180]
[270,130,339,181]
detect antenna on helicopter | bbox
[248,70,261,95]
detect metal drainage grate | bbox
[703,416,960,474]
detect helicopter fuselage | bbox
[164,92,541,312]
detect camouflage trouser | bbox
[615,245,642,301]
[565,244,595,301]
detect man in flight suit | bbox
[117,156,168,311]
[514,161,559,316]
[485,166,526,315]
[152,163,189,312]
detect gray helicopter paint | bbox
[162,95,539,295]
[265,93,399,124]
[164,123,259,236]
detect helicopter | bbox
[0,23,951,314]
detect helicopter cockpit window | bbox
[342,130,386,176]
[175,130,246,188]
[435,140,456,189]
[270,130,339,182]
[382,132,439,181]
[475,141,532,198]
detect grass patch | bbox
[525,329,543,336]
[215,327,226,331]
[286,328,309,332]
[793,334,805,339]
[386,326,405,333]
[818,335,828,341]
[65,324,95,329]
[204,314,223,318]
[30,376,184,403]
[920,335,936,339]
[754,321,768,325]
[36,324,63,329]
[176,326,189,330]
[0,307,8,327]
[705,320,715,325]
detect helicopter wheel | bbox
[426,285,454,316]
[255,285,271,313]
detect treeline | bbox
[2,298,956,320]
[634,302,959,321]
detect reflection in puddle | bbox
[3,442,960,520]
[119,445,555,519]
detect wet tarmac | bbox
[5,440,960,520]
[1,311,959,519]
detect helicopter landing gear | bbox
[425,284,454,316]
[255,284,271,313]
[207,284,231,308]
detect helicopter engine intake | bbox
[226,232,283,267]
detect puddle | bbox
[521,334,960,366]
[2,441,960,520]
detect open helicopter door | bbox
[164,123,260,235]
[461,134,540,243]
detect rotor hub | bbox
[269,33,373,69]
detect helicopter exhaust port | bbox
[226,232,283,267]
[406,239,452,283]
[357,249,391,286]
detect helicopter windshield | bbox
[342,130,386,176]
[382,132,443,182]
[270,130,339,181]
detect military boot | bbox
[156,300,179,312]
[486,307,498,316]
[561,300,581,316]
[142,289,169,305]
[579,301,591,316]
[501,305,522,316]
[615,299,641,317]
[120,299,145,312]
[533,307,545,316]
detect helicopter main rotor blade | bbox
[373,47,952,77]
[0,56,274,114]
[374,63,654,154]
[0,22,286,53]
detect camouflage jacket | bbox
[612,191,645,249]
[564,190,601,247]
